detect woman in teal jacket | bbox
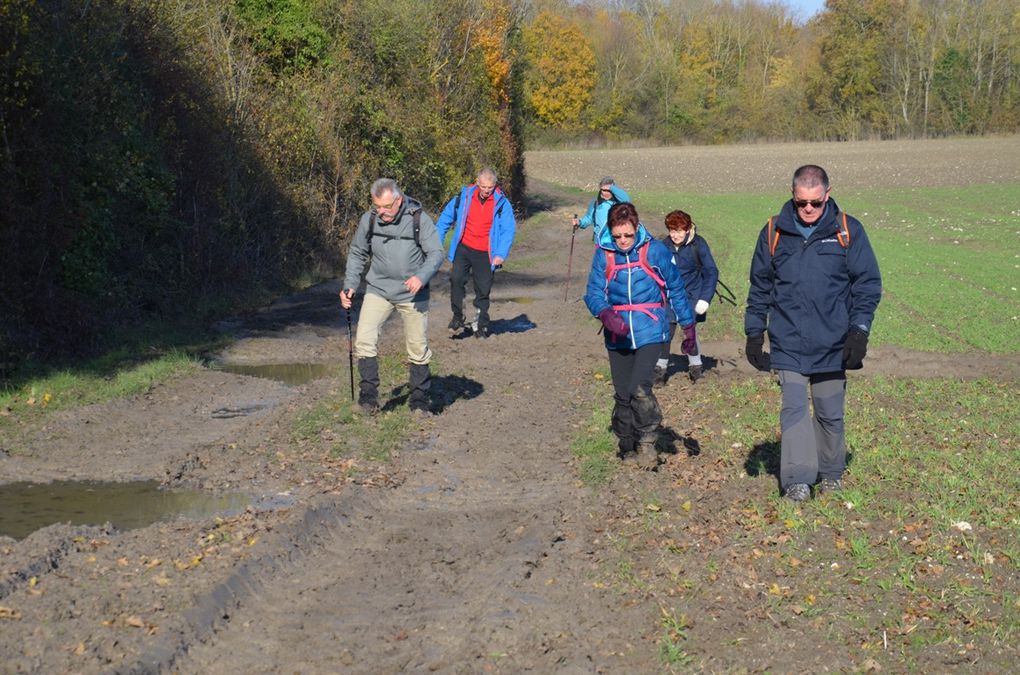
[572,177,630,244]
[585,202,696,469]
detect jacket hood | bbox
[597,221,653,253]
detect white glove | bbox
[695,299,710,315]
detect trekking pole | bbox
[345,305,355,401]
[564,215,578,302]
[715,279,738,306]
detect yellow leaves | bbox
[681,501,692,512]
[645,503,661,512]
[0,605,23,620]
[522,11,596,129]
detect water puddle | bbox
[500,296,536,304]
[213,362,337,386]
[0,480,252,541]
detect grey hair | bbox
[371,178,402,199]
[599,176,615,187]
[477,167,498,183]
[792,165,829,190]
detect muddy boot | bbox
[688,364,703,382]
[617,437,637,462]
[408,363,431,414]
[653,366,668,388]
[636,438,659,470]
[357,357,380,413]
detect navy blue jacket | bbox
[661,230,719,321]
[585,224,695,351]
[745,199,881,374]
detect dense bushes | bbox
[0,0,525,370]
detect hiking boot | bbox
[784,483,811,502]
[448,316,465,332]
[357,357,380,414]
[408,363,432,415]
[652,367,668,388]
[635,440,658,470]
[688,365,703,382]
[816,477,844,495]
[617,438,637,463]
[474,323,490,339]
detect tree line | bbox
[523,0,1020,144]
[2,0,1017,371]
[0,0,526,370]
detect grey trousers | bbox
[776,370,847,488]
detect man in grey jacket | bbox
[340,178,445,413]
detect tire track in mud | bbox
[171,209,650,672]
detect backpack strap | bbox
[603,245,668,313]
[767,211,850,256]
[366,208,422,255]
[836,211,850,248]
[767,215,781,256]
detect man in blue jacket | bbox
[744,165,882,502]
[436,168,516,339]
[571,176,630,244]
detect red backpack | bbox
[603,245,667,319]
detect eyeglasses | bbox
[793,198,826,209]
[611,233,635,241]
[371,195,400,212]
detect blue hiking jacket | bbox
[577,185,630,243]
[585,224,695,351]
[745,198,882,374]
[436,184,516,269]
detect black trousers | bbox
[607,343,663,444]
[450,244,494,326]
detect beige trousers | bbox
[354,292,432,365]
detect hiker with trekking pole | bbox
[744,164,882,502]
[654,209,719,386]
[571,176,630,245]
[584,202,697,470]
[339,178,445,415]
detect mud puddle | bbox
[211,361,338,386]
[0,480,252,540]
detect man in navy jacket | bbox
[744,165,882,502]
[436,168,516,339]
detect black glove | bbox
[842,327,869,370]
[745,334,768,370]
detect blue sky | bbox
[786,0,826,22]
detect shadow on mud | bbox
[744,440,856,491]
[449,314,537,340]
[658,427,701,458]
[379,373,484,415]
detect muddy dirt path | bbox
[177,215,656,672]
[3,180,1018,674]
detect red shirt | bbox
[460,189,495,252]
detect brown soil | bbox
[1,176,1017,673]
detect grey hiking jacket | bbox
[343,197,445,304]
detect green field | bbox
[548,144,1019,670]
[636,183,1020,352]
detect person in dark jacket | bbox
[340,178,445,414]
[655,209,719,385]
[436,168,516,339]
[744,165,882,502]
[585,202,697,469]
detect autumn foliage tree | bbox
[522,10,596,130]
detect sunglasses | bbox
[793,198,826,209]
[612,233,635,241]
